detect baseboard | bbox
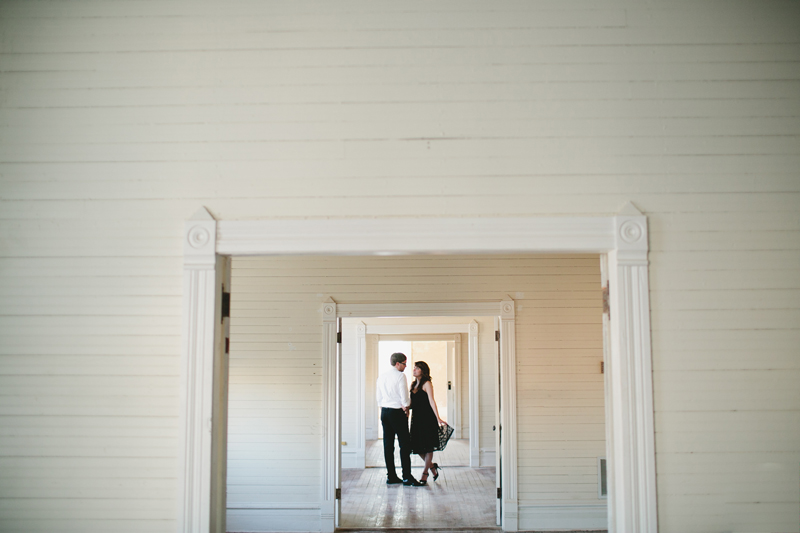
[480,448,496,467]
[518,503,607,530]
[342,449,365,469]
[227,503,320,532]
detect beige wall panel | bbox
[1,0,798,531]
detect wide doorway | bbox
[224,253,609,532]
[181,211,658,533]
[339,325,498,528]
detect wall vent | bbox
[598,457,607,499]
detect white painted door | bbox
[494,317,502,526]
[335,317,342,526]
[446,341,454,434]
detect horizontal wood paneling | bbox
[1,0,798,531]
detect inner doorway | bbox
[340,327,496,528]
[375,339,448,441]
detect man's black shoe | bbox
[386,477,403,485]
[403,476,424,486]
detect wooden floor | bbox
[342,439,496,529]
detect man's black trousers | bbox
[380,407,412,480]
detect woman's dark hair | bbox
[411,360,431,392]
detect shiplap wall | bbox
[1,0,799,532]
[228,255,605,530]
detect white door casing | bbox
[180,204,657,533]
[179,209,230,533]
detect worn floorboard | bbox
[341,466,497,528]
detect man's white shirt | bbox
[376,367,410,409]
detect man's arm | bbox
[398,374,410,412]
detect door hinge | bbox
[335,488,341,500]
[495,330,500,342]
[221,292,231,322]
[225,337,230,354]
[602,284,610,315]
[337,331,342,343]
[497,487,502,499]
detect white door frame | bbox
[179,204,657,533]
[336,304,510,529]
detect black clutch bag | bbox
[435,423,454,451]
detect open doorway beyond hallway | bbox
[340,317,498,528]
[373,339,448,442]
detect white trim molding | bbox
[608,206,657,533]
[215,217,614,256]
[320,300,339,533]
[355,322,367,469]
[339,302,501,318]
[180,203,658,533]
[499,298,519,531]
[367,335,379,441]
[179,207,229,533]
[452,333,462,441]
[468,320,480,467]
[365,323,470,334]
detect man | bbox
[375,352,423,486]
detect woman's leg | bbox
[418,453,429,475]
[418,452,434,482]
[427,453,439,479]
[423,452,434,474]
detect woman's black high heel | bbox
[431,463,440,481]
[419,472,429,485]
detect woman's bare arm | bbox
[423,381,445,425]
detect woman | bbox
[409,360,446,484]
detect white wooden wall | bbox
[1,1,798,532]
[228,255,605,530]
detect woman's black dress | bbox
[409,385,440,454]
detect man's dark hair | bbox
[390,352,407,366]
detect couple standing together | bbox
[376,352,445,486]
